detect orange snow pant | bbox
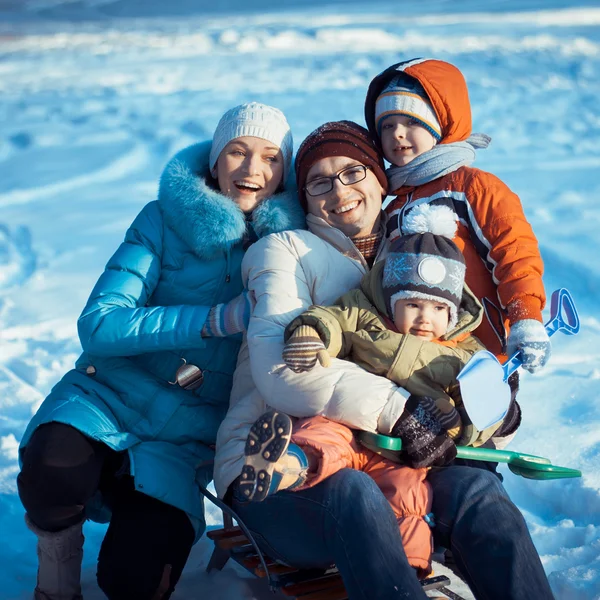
[291,416,433,577]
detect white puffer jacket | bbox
[213,214,410,498]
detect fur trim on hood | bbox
[158,141,305,259]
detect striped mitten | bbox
[202,290,252,337]
[282,325,330,372]
[392,395,457,469]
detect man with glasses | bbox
[213,121,554,600]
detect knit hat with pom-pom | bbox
[382,204,466,330]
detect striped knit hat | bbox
[295,121,388,213]
[209,102,293,182]
[375,74,442,141]
[382,204,465,331]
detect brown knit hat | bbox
[295,121,388,212]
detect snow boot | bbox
[238,410,308,502]
[25,514,84,600]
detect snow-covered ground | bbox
[1,0,599,598]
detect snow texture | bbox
[1,0,600,598]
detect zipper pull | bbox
[225,274,231,283]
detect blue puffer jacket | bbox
[19,141,305,540]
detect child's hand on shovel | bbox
[507,319,551,374]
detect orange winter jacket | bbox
[365,58,546,360]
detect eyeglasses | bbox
[304,165,371,197]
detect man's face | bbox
[304,156,384,238]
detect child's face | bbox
[380,115,437,167]
[393,298,450,340]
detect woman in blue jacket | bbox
[16,102,304,600]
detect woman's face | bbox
[216,136,284,212]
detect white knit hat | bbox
[375,75,442,141]
[209,102,293,182]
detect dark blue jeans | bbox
[231,466,555,600]
[232,468,427,599]
[428,464,554,600]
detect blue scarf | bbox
[386,133,491,192]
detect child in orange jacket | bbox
[364,57,550,372]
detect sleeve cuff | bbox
[377,387,410,435]
[507,296,543,325]
[285,314,331,347]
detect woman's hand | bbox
[202,290,254,337]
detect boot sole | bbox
[238,410,292,502]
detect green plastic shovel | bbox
[358,431,582,480]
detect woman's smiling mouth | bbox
[234,180,262,193]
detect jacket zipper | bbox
[400,191,413,229]
[214,248,232,305]
[225,248,231,283]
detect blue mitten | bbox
[507,319,551,374]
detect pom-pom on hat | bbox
[375,74,442,142]
[295,120,388,213]
[382,204,466,331]
[209,102,293,183]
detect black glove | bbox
[391,395,457,469]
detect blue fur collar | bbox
[158,141,305,259]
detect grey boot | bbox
[25,514,84,600]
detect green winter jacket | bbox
[286,261,503,446]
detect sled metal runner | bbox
[200,486,467,600]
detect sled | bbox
[358,432,582,480]
[200,486,469,600]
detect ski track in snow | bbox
[1,1,599,598]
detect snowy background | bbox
[1,0,600,598]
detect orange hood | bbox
[365,58,472,146]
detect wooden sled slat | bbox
[207,523,465,600]
[292,584,347,600]
[281,573,343,596]
[206,526,243,541]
